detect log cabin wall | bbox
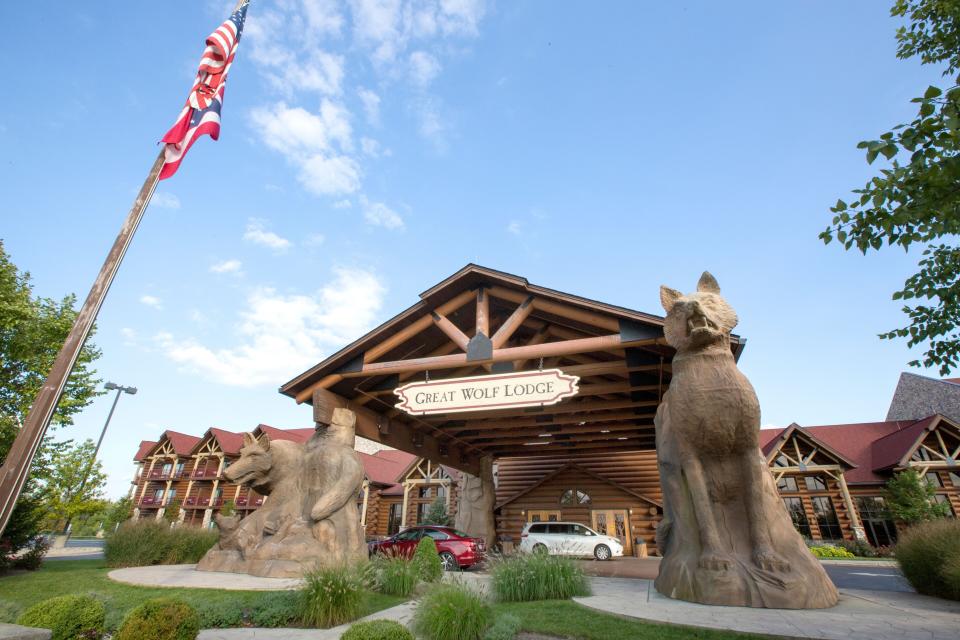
[496,453,662,554]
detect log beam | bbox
[491,296,535,349]
[431,311,470,352]
[443,411,656,433]
[476,287,489,337]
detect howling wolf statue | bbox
[654,272,838,608]
[197,408,366,578]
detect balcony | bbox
[191,468,220,479]
[184,496,224,508]
[238,497,264,509]
[138,496,161,507]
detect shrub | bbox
[413,537,443,583]
[371,555,419,597]
[482,613,521,640]
[809,544,856,559]
[12,536,50,570]
[895,518,960,600]
[104,520,217,567]
[412,584,491,640]
[884,470,951,524]
[838,538,878,558]
[342,619,415,640]
[490,553,590,602]
[16,594,105,640]
[298,564,367,628]
[115,597,199,640]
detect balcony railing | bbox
[191,468,220,479]
[147,469,185,480]
[139,496,161,506]
[238,497,264,509]
[184,496,224,508]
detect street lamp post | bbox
[63,382,137,537]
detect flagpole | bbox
[0,149,165,537]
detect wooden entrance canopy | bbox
[280,265,746,475]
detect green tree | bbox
[40,438,108,533]
[422,496,451,526]
[0,240,103,553]
[821,0,960,374]
[105,496,134,531]
[884,469,952,524]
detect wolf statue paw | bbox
[753,547,790,572]
[698,550,732,571]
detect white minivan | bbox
[519,521,624,560]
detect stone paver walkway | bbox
[197,602,417,640]
[108,564,302,591]
[575,577,960,640]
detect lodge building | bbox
[130,266,960,551]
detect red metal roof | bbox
[163,430,201,456]
[759,427,787,456]
[209,428,245,455]
[134,440,156,461]
[870,416,938,471]
[359,450,416,485]
[256,424,315,443]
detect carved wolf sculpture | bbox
[197,408,366,578]
[654,272,838,608]
[454,455,497,547]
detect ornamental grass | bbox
[490,552,590,602]
[895,518,960,600]
[370,554,419,597]
[297,563,368,628]
[412,584,491,640]
[104,520,218,567]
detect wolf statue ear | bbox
[260,434,271,451]
[697,271,721,294]
[660,286,682,313]
[242,432,256,448]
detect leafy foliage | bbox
[412,536,443,583]
[114,597,200,640]
[821,0,960,373]
[219,499,235,517]
[0,241,103,554]
[883,469,952,524]
[104,520,218,567]
[895,518,960,599]
[412,584,492,640]
[298,563,368,628]
[808,544,856,559]
[490,553,590,602]
[342,619,416,640]
[42,437,108,532]
[422,497,451,526]
[16,594,105,640]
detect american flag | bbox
[159,1,249,180]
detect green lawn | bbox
[0,560,403,632]
[493,601,775,640]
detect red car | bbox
[369,525,486,571]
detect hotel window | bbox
[419,486,432,499]
[811,496,843,540]
[776,476,798,492]
[926,472,944,488]
[416,502,429,524]
[166,489,176,505]
[782,497,811,537]
[175,462,185,477]
[932,494,955,517]
[387,504,402,535]
[436,485,446,500]
[559,489,591,505]
[804,476,828,492]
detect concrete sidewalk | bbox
[575,577,960,640]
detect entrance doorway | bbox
[592,509,631,555]
[527,510,561,523]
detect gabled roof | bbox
[134,440,156,462]
[143,430,201,457]
[759,416,953,484]
[759,423,858,468]
[359,450,416,485]
[496,461,661,510]
[254,424,315,444]
[886,372,960,423]
[279,263,746,400]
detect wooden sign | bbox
[394,369,580,416]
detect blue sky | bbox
[0,1,945,498]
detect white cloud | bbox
[244,219,292,251]
[333,199,353,209]
[140,295,163,309]
[361,196,404,229]
[156,268,386,386]
[210,259,243,274]
[357,87,381,125]
[507,220,522,235]
[250,101,360,196]
[151,192,181,210]
[305,233,326,246]
[409,51,441,87]
[361,137,383,157]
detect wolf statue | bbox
[654,272,838,608]
[197,407,366,578]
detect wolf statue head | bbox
[660,272,738,355]
[224,432,281,493]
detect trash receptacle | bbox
[634,536,648,558]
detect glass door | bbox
[591,510,631,554]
